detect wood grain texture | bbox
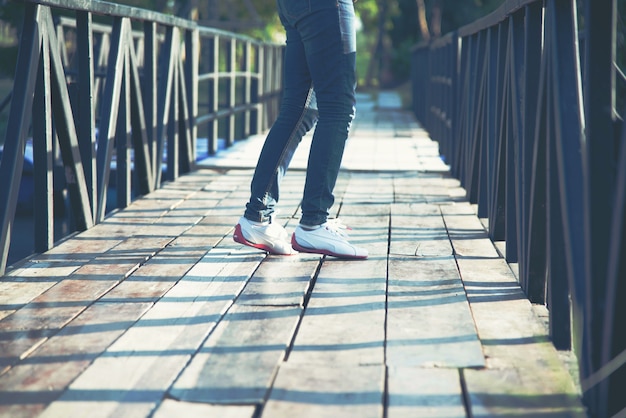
[387,367,466,418]
[263,363,384,418]
[387,256,484,368]
[287,257,387,366]
[169,304,302,404]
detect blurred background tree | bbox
[0,0,506,86]
[359,0,505,88]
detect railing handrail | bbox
[32,0,195,28]
[456,0,537,37]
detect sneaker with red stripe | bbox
[233,216,296,255]
[291,219,368,259]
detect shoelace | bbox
[323,218,352,238]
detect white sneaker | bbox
[291,219,368,259]
[233,216,296,255]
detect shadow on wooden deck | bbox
[0,92,586,417]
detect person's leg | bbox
[290,0,367,259]
[234,14,318,255]
[296,0,358,227]
[243,25,318,223]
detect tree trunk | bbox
[365,0,389,87]
[431,0,442,38]
[416,0,430,41]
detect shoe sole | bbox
[291,234,368,260]
[233,224,296,256]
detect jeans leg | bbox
[298,1,357,226]
[244,27,319,223]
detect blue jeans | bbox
[244,0,357,226]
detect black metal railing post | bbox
[581,0,621,415]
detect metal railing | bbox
[0,0,283,274]
[412,0,624,416]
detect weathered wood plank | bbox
[0,172,251,413]
[284,199,389,367]
[0,301,152,417]
[392,172,429,204]
[338,193,391,260]
[340,172,394,206]
[0,179,230,320]
[0,235,175,374]
[387,256,484,368]
[38,247,264,417]
[457,257,580,369]
[287,256,387,366]
[0,232,212,416]
[393,174,462,205]
[169,303,302,404]
[387,367,466,418]
[440,202,499,258]
[236,251,321,307]
[464,368,587,417]
[153,400,255,418]
[390,203,452,257]
[262,364,384,418]
[0,236,127,320]
[456,256,585,414]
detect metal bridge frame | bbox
[412,0,624,416]
[0,0,283,275]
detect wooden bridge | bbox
[0,91,586,417]
[0,0,624,416]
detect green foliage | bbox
[0,46,17,77]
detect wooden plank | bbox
[287,257,387,366]
[390,203,453,257]
[456,256,585,414]
[262,363,384,418]
[114,190,224,238]
[387,367,466,418]
[340,172,394,206]
[0,178,216,318]
[336,201,391,260]
[440,202,499,258]
[387,256,484,368]
[283,202,389,365]
[442,193,585,412]
[153,400,255,418]
[464,368,587,416]
[38,248,264,417]
[0,224,200,368]
[0,235,174,374]
[0,260,80,321]
[97,237,212,304]
[0,302,152,417]
[0,95,590,418]
[393,174,460,205]
[169,304,302,404]
[1,176,224,324]
[236,251,321,307]
[457,257,577,369]
[392,172,428,204]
